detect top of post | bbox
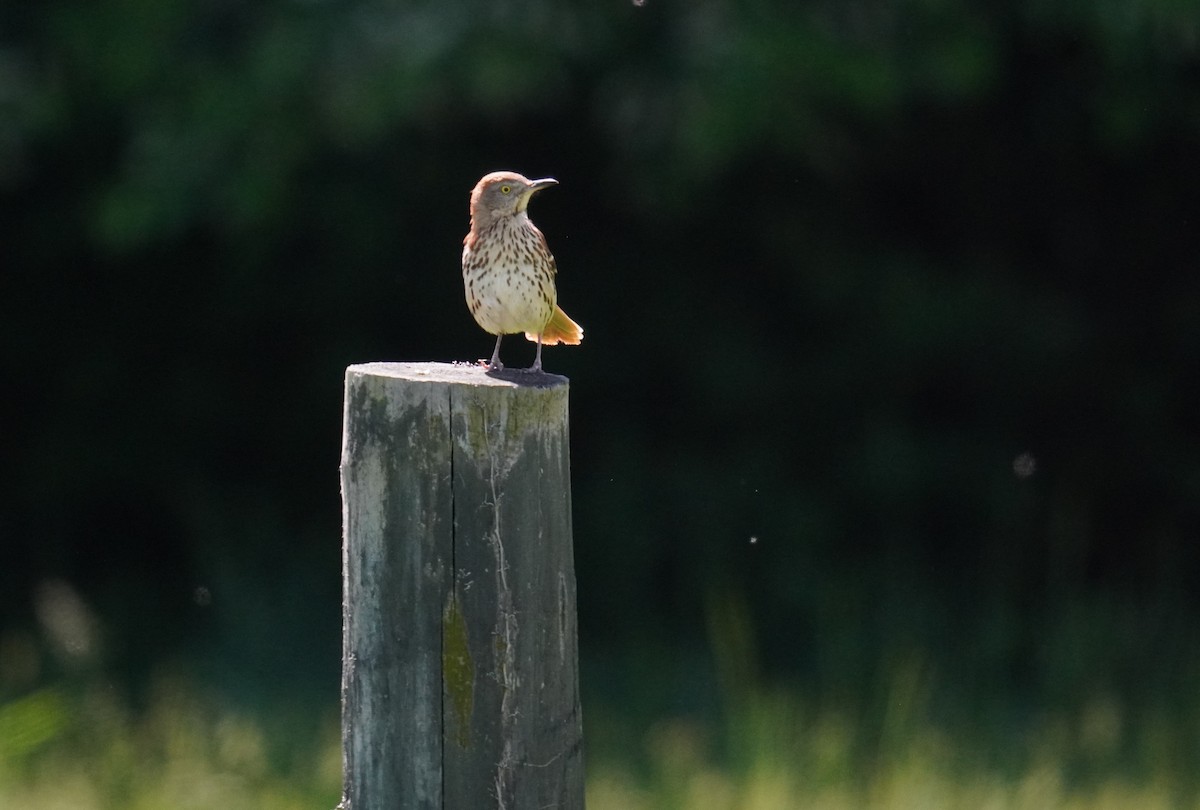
[346,362,568,389]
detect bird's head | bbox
[469,171,558,228]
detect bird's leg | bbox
[488,334,504,370]
[530,333,544,373]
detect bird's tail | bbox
[528,305,583,346]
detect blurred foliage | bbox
[0,677,339,809]
[1,671,1197,808]
[2,0,1200,794]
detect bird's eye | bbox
[500,185,511,194]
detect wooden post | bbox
[338,362,584,810]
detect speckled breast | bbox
[462,215,557,336]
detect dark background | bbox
[2,0,1199,786]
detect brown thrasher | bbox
[462,171,583,372]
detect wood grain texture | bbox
[339,362,583,810]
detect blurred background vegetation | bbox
[2,0,1199,806]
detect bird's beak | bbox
[517,178,557,212]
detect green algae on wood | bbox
[442,587,475,750]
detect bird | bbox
[462,171,583,373]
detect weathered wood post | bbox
[339,362,584,810]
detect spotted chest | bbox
[462,213,557,336]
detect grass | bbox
[586,689,1190,810]
[0,679,342,810]
[1,670,1196,810]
